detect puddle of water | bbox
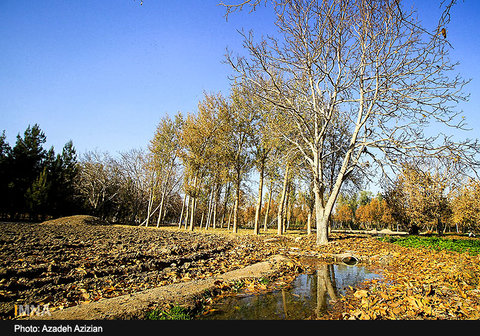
[200,262,382,320]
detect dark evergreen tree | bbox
[0,125,79,220]
[0,131,12,217]
[9,124,47,218]
[47,141,79,216]
[25,166,50,220]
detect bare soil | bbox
[5,216,478,320]
[34,255,289,320]
[0,217,281,319]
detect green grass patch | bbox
[145,305,192,320]
[378,235,480,255]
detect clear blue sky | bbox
[1,0,479,159]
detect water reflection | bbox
[201,262,381,320]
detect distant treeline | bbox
[0,124,172,223]
[0,125,78,220]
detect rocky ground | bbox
[0,216,280,319]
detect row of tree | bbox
[0,125,183,223]
[160,0,480,246]
[3,121,480,236]
[73,148,183,224]
[334,191,393,231]
[384,161,480,234]
[334,162,480,234]
[215,0,480,245]
[0,126,77,220]
[4,1,480,246]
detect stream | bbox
[200,260,382,320]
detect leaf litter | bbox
[2,218,480,320]
[0,220,280,319]
[296,234,480,320]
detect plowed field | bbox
[0,217,277,319]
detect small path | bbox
[32,255,289,320]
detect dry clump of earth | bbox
[0,216,280,319]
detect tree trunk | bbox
[227,205,233,230]
[188,196,195,231]
[145,178,155,227]
[314,143,352,245]
[178,193,186,228]
[254,160,265,235]
[307,212,312,235]
[141,203,161,227]
[212,188,218,229]
[233,182,240,233]
[233,174,241,233]
[145,193,153,227]
[263,181,273,231]
[437,216,443,236]
[189,176,198,231]
[316,190,343,245]
[281,289,288,319]
[283,183,290,234]
[157,156,176,227]
[205,188,214,230]
[162,200,168,222]
[314,179,328,245]
[278,164,289,235]
[221,183,231,229]
[156,188,166,228]
[184,195,189,230]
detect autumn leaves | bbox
[305,235,480,320]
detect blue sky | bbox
[0,0,276,154]
[1,0,479,160]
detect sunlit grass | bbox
[145,305,192,320]
[379,235,480,255]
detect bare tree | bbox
[220,0,266,18]
[117,148,151,223]
[221,0,460,30]
[227,0,478,244]
[75,150,119,219]
[76,149,153,224]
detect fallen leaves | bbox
[300,234,480,320]
[353,290,368,299]
[0,222,280,319]
[3,219,480,320]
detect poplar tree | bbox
[149,115,183,227]
[179,94,225,230]
[220,85,255,233]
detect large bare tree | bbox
[226,0,478,245]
